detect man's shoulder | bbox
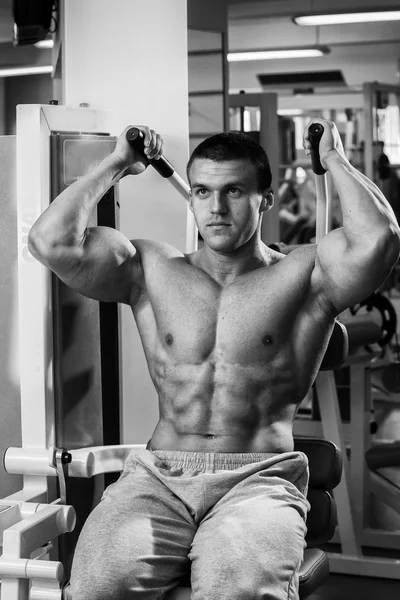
[269,243,323,310]
[130,239,186,272]
[273,243,317,272]
[285,243,317,257]
[130,239,185,261]
[288,244,338,319]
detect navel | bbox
[166,333,173,346]
[262,334,273,346]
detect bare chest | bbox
[134,264,303,365]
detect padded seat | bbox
[177,438,342,599]
[346,320,382,352]
[299,548,329,599]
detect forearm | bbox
[351,162,398,224]
[28,153,126,254]
[325,150,400,245]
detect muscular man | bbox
[28,120,400,600]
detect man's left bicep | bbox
[311,227,397,314]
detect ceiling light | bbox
[34,39,54,49]
[228,47,329,62]
[293,10,400,26]
[278,109,304,116]
[0,66,53,77]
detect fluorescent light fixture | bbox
[294,10,400,26]
[228,47,329,62]
[34,39,54,49]
[278,109,303,116]
[0,65,53,77]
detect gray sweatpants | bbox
[65,442,310,600]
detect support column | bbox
[61,0,190,443]
[259,93,280,244]
[0,78,5,134]
[363,82,374,180]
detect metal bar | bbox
[259,93,280,244]
[189,90,224,97]
[168,172,197,254]
[221,31,229,132]
[349,364,370,535]
[328,554,400,579]
[369,470,400,515]
[363,82,374,180]
[170,171,190,197]
[315,175,330,242]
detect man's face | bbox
[188,158,269,252]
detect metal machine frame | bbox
[10,103,116,504]
[0,104,117,600]
[0,103,196,600]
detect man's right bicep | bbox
[41,226,144,305]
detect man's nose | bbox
[210,192,228,213]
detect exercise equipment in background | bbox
[350,292,397,352]
[294,123,400,577]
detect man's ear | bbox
[260,190,274,213]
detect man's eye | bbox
[228,188,240,196]
[198,189,208,196]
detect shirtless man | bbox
[28,120,400,600]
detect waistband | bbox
[146,440,292,469]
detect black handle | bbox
[308,123,326,175]
[125,127,174,178]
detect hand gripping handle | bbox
[308,123,326,175]
[126,127,174,178]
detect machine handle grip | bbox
[126,127,174,178]
[308,123,326,175]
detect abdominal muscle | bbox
[147,355,300,453]
[132,242,329,454]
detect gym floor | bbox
[309,573,400,599]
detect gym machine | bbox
[0,103,193,599]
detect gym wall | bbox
[61,0,190,445]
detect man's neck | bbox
[194,237,270,285]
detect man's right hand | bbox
[113,125,164,177]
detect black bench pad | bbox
[299,548,330,599]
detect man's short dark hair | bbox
[186,131,272,191]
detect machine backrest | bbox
[319,320,348,371]
[320,316,385,372]
[293,437,342,545]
